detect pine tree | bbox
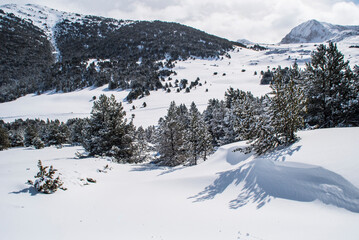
[0,126,10,150]
[269,66,305,144]
[186,102,203,165]
[238,66,305,155]
[67,118,86,145]
[203,99,227,146]
[198,123,213,161]
[225,87,245,108]
[24,125,38,147]
[238,96,277,155]
[43,120,69,146]
[32,160,64,194]
[83,94,136,162]
[33,137,45,149]
[304,43,357,127]
[9,130,24,147]
[156,101,187,166]
[135,126,148,161]
[231,91,260,141]
[221,108,237,145]
[347,67,359,125]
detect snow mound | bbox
[192,128,359,213]
[193,158,359,212]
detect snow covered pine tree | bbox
[186,102,213,165]
[156,101,187,166]
[83,94,137,163]
[304,43,358,127]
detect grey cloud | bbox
[3,0,359,43]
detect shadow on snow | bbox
[191,145,359,213]
[10,186,39,196]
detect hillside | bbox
[2,37,359,127]
[280,19,359,44]
[0,4,238,103]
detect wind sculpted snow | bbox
[191,141,359,213]
[1,128,359,240]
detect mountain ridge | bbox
[280,19,359,44]
[0,4,239,103]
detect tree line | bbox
[1,43,358,165]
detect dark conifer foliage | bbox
[1,40,358,165]
[304,43,359,127]
[186,102,213,165]
[269,65,305,144]
[42,119,69,146]
[156,101,188,166]
[155,101,213,166]
[82,94,138,162]
[203,99,228,146]
[55,20,234,62]
[0,8,238,103]
[0,12,53,102]
[31,160,64,194]
[4,118,80,148]
[0,126,11,150]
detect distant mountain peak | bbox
[237,39,254,45]
[280,19,359,44]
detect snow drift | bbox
[2,127,358,240]
[193,158,359,212]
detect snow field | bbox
[0,46,300,127]
[1,38,357,128]
[1,128,359,240]
[1,38,356,127]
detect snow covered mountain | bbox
[1,4,76,59]
[0,4,236,103]
[1,4,359,240]
[280,19,359,44]
[237,38,254,45]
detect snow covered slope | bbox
[1,127,358,240]
[280,19,359,44]
[1,39,358,127]
[0,46,290,126]
[0,3,133,61]
[1,4,72,60]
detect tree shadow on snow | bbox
[131,163,186,176]
[131,163,167,172]
[157,166,186,176]
[261,145,302,162]
[191,151,359,213]
[10,186,39,196]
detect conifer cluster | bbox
[2,43,358,162]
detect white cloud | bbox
[3,0,359,43]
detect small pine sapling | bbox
[31,160,65,194]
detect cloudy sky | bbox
[3,0,359,43]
